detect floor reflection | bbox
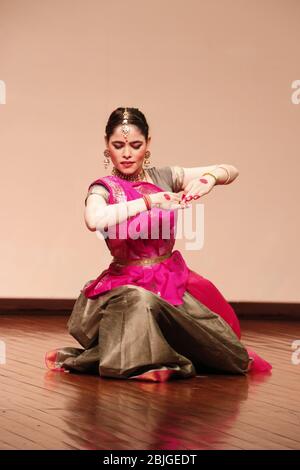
[43,369,272,450]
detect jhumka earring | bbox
[143,150,151,168]
[103,149,110,169]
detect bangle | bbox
[142,194,152,210]
[202,172,218,184]
[217,165,231,184]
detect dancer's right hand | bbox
[149,191,190,210]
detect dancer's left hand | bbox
[180,175,216,204]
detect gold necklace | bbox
[111,166,147,182]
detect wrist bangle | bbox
[217,165,231,184]
[142,194,152,210]
[202,172,218,184]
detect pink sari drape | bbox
[82,175,272,374]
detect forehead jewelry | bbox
[121,107,130,142]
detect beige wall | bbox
[0,0,299,302]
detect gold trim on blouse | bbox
[85,184,109,206]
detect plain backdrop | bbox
[0,0,299,301]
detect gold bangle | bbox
[217,165,231,184]
[202,172,218,184]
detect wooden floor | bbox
[0,315,299,450]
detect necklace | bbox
[111,166,147,182]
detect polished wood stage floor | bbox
[0,315,299,450]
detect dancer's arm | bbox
[180,164,239,188]
[84,194,149,232]
[84,187,183,232]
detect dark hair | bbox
[105,107,149,141]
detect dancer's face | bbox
[105,125,151,176]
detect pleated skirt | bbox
[45,284,251,381]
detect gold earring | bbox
[103,149,110,169]
[143,150,151,168]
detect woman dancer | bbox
[45,107,272,382]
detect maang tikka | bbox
[121,107,151,168]
[121,107,130,141]
[103,107,152,175]
[103,107,130,170]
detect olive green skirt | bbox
[46,284,250,380]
